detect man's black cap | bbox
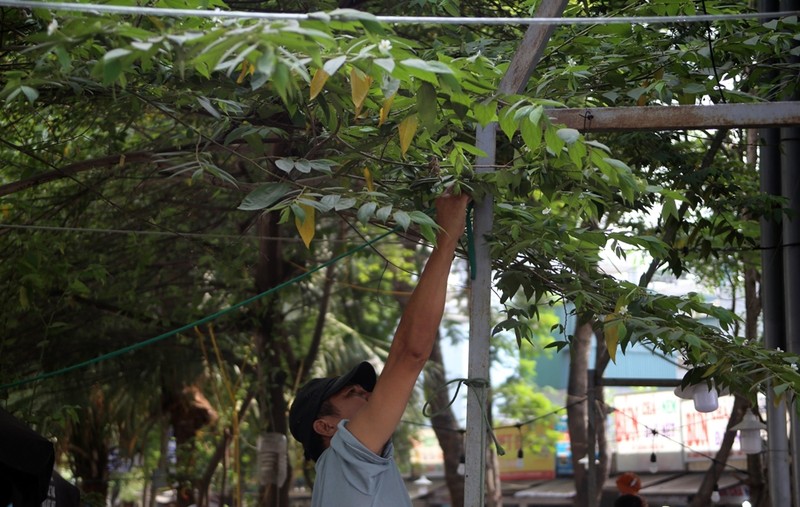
[289,361,377,461]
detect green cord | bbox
[422,377,505,456]
[466,202,476,280]
[0,225,401,392]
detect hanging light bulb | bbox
[647,428,659,474]
[711,483,721,503]
[732,411,766,454]
[457,454,465,476]
[414,475,432,496]
[693,384,719,412]
[517,448,525,469]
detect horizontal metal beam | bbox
[548,102,800,131]
[601,377,682,387]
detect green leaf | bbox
[374,58,395,73]
[19,86,39,104]
[498,109,518,141]
[275,158,295,173]
[417,82,438,130]
[544,126,565,154]
[357,202,377,224]
[557,128,580,145]
[473,101,497,127]
[197,96,221,119]
[101,59,124,85]
[400,59,454,74]
[323,55,347,75]
[238,182,293,210]
[376,205,392,222]
[419,223,436,244]
[408,210,437,227]
[519,119,541,151]
[393,210,411,230]
[104,48,132,61]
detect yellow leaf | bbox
[398,115,419,157]
[236,61,254,84]
[604,313,619,363]
[363,167,374,192]
[310,68,330,100]
[350,67,373,117]
[295,203,316,249]
[637,80,649,106]
[379,93,395,126]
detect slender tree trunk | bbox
[567,314,593,507]
[425,338,465,507]
[484,386,503,507]
[592,320,611,507]
[69,387,110,507]
[254,210,293,507]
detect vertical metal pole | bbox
[587,369,597,507]
[781,120,800,507]
[465,123,495,507]
[760,124,791,507]
[758,2,793,504]
[780,2,800,503]
[464,4,567,506]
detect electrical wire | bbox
[0,0,797,25]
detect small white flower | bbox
[211,8,222,23]
[777,347,784,352]
[47,18,58,35]
[791,363,798,371]
[378,39,392,53]
[541,207,551,215]
[618,305,629,316]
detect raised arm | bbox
[347,191,470,454]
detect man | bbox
[289,191,470,507]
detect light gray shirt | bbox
[311,420,411,507]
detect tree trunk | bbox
[425,338,465,507]
[254,210,294,507]
[484,387,503,507]
[567,314,593,507]
[70,388,110,507]
[592,320,611,507]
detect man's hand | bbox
[433,189,470,247]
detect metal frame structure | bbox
[465,2,800,506]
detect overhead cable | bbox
[0,0,797,25]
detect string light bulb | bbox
[648,428,658,473]
[457,454,465,476]
[516,425,524,468]
[692,384,719,412]
[711,483,720,503]
[732,411,766,454]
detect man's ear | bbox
[313,417,338,437]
